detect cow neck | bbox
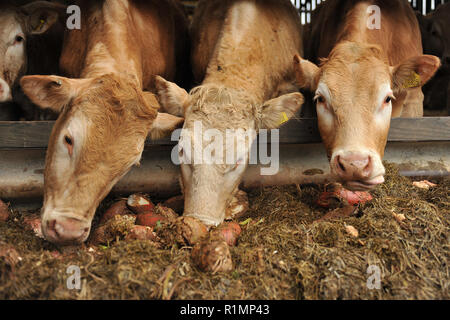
[79,40,142,88]
[336,1,421,67]
[201,33,278,104]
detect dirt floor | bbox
[0,163,448,300]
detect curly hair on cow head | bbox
[75,73,158,122]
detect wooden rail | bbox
[0,117,449,149]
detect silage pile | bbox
[0,163,448,299]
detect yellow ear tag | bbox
[36,19,45,31]
[279,112,289,125]
[403,71,421,89]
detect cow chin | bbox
[342,175,385,191]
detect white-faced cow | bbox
[0,1,65,120]
[20,0,188,244]
[295,0,440,191]
[156,0,304,226]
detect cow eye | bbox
[63,135,74,156]
[14,35,24,44]
[314,95,326,104]
[384,95,394,104]
[64,135,73,146]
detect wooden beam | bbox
[0,117,449,149]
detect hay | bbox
[0,163,448,299]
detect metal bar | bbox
[1,142,449,206]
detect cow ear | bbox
[20,75,88,113]
[154,76,191,117]
[392,55,441,91]
[256,92,304,130]
[21,1,66,35]
[293,54,320,91]
[148,113,184,140]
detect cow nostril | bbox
[337,156,346,172]
[365,156,371,168]
[362,156,372,174]
[84,227,89,232]
[47,219,56,230]
[46,219,60,238]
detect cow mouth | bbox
[43,225,89,245]
[343,175,385,191]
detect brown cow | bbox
[20,0,188,244]
[295,0,440,191]
[0,1,65,120]
[156,0,304,226]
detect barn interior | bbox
[0,0,448,300]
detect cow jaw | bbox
[182,163,247,226]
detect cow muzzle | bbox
[331,150,385,191]
[0,78,12,102]
[42,214,91,245]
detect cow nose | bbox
[334,153,373,180]
[44,217,90,244]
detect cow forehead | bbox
[71,75,155,122]
[185,85,257,130]
[0,13,22,43]
[185,107,255,131]
[70,97,150,141]
[319,59,390,100]
[52,80,154,158]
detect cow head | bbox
[294,42,440,191]
[20,73,183,244]
[155,76,303,226]
[0,1,64,102]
